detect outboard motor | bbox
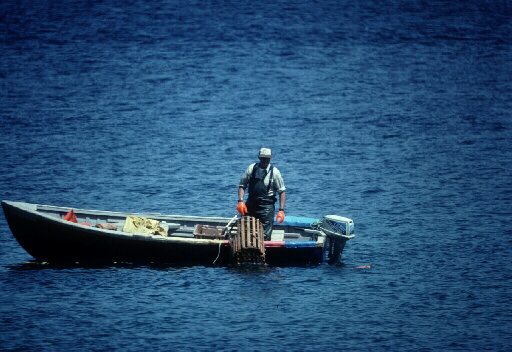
[319,215,355,264]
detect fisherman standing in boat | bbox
[237,148,286,240]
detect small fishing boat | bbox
[1,200,355,266]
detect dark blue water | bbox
[1,0,511,350]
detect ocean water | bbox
[1,0,511,350]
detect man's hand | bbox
[276,210,285,224]
[237,201,247,215]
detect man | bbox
[237,148,286,240]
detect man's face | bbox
[259,157,271,168]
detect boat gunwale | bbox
[33,202,235,223]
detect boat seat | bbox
[303,229,326,236]
[283,233,300,240]
[271,230,285,241]
[169,232,195,238]
[161,222,181,231]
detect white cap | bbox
[258,148,272,158]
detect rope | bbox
[311,219,322,230]
[213,240,223,265]
[213,214,239,265]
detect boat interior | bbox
[30,203,323,242]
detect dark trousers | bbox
[247,201,275,240]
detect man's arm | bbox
[279,192,286,210]
[275,191,286,224]
[237,186,248,215]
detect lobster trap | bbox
[229,216,266,264]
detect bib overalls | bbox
[246,164,277,240]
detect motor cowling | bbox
[319,215,355,239]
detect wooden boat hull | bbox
[2,201,327,265]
